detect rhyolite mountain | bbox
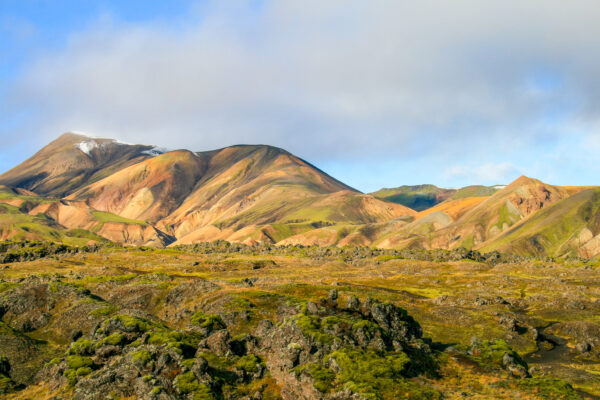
[371,184,501,211]
[0,133,161,197]
[1,132,599,257]
[0,133,414,247]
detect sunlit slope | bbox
[560,185,598,196]
[480,188,600,257]
[0,133,155,197]
[164,147,415,244]
[0,201,108,245]
[371,184,498,211]
[426,176,569,249]
[67,150,208,223]
[417,196,489,220]
[1,135,416,246]
[0,186,171,246]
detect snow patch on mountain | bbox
[77,140,100,155]
[141,147,169,156]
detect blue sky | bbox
[2,1,600,192]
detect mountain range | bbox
[1,132,599,258]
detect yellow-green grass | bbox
[0,205,105,245]
[91,211,148,227]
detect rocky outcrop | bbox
[38,312,267,400]
[256,295,438,400]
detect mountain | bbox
[0,133,414,246]
[0,133,161,197]
[371,184,499,211]
[426,176,569,249]
[2,133,600,257]
[480,187,600,257]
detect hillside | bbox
[427,176,570,249]
[2,133,600,257]
[480,187,600,257]
[0,133,159,197]
[371,184,499,211]
[0,134,414,247]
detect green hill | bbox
[371,184,499,211]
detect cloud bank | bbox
[3,0,600,190]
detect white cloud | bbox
[443,162,521,185]
[4,0,600,188]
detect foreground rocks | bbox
[257,295,440,399]
[0,255,591,399]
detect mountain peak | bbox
[0,133,156,197]
[507,175,539,187]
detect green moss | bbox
[100,333,125,346]
[91,211,147,226]
[66,355,93,369]
[196,351,235,372]
[76,366,92,376]
[0,282,19,293]
[105,315,157,333]
[294,363,335,393]
[191,389,215,400]
[293,314,336,344]
[351,320,380,337]
[64,369,78,386]
[46,357,62,366]
[150,386,162,394]
[69,339,95,356]
[226,297,255,311]
[235,355,262,373]
[470,339,528,370]
[191,312,225,331]
[89,304,118,317]
[131,349,153,366]
[147,330,201,357]
[0,373,14,392]
[322,347,440,400]
[174,371,214,399]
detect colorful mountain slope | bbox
[0,133,158,197]
[371,184,499,211]
[479,188,600,257]
[2,134,600,256]
[428,176,569,249]
[0,134,414,246]
[67,150,208,223]
[417,196,490,220]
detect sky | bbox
[2,1,600,193]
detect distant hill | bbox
[425,176,570,249]
[371,184,499,211]
[480,187,600,257]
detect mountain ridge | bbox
[0,133,411,247]
[1,133,599,258]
